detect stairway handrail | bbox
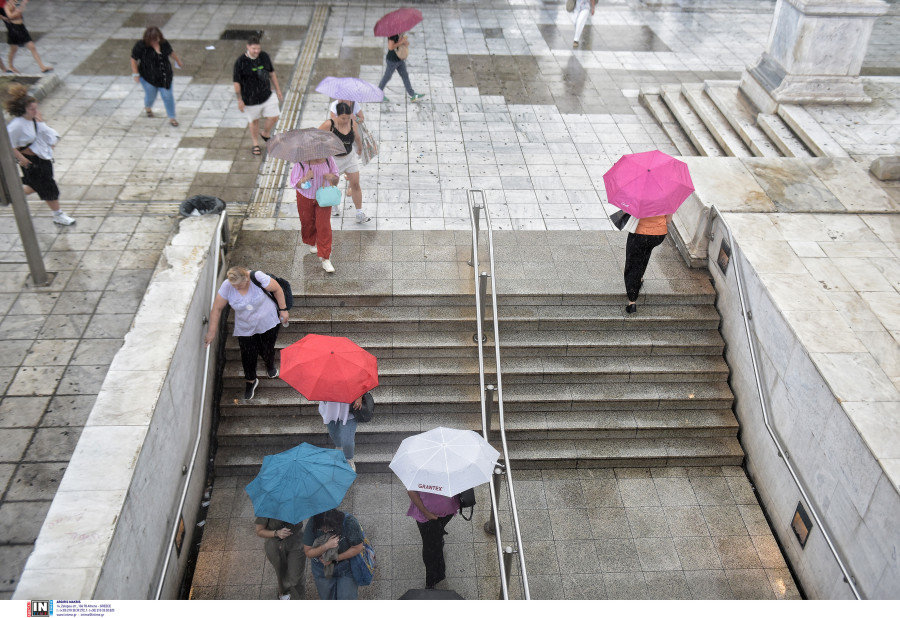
[468,189,531,600]
[707,206,860,599]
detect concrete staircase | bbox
[641,80,814,158]
[214,285,743,476]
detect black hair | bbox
[247,35,260,46]
[335,102,352,116]
[388,34,400,43]
[312,509,343,534]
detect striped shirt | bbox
[290,158,339,200]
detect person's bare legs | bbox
[23,186,60,213]
[249,119,260,148]
[25,42,51,72]
[346,171,362,211]
[261,115,278,140]
[7,46,18,73]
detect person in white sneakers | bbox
[318,102,370,224]
[318,397,363,472]
[5,85,74,225]
[289,157,339,273]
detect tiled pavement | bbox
[191,467,801,600]
[0,212,177,596]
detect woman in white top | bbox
[204,266,290,400]
[328,99,364,123]
[319,397,363,472]
[571,0,596,49]
[4,84,73,225]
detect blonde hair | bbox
[226,266,250,285]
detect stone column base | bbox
[744,52,872,107]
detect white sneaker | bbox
[322,259,335,273]
[279,594,290,600]
[356,210,370,223]
[332,204,340,217]
[347,459,356,472]
[53,211,76,226]
[308,245,318,253]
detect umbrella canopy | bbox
[602,150,695,218]
[266,128,346,163]
[281,334,379,403]
[389,427,500,497]
[374,8,423,37]
[245,443,356,525]
[316,77,384,103]
[399,588,465,600]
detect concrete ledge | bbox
[13,216,222,600]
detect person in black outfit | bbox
[234,35,283,156]
[130,27,183,126]
[377,33,424,103]
[3,0,52,73]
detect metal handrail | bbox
[467,189,531,600]
[154,211,228,599]
[707,206,860,599]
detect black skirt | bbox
[5,22,32,46]
[21,154,59,201]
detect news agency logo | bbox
[27,600,53,617]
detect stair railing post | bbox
[468,203,481,267]
[484,464,504,535]
[474,272,489,343]
[484,384,495,437]
[500,546,516,600]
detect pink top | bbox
[290,158,339,199]
[407,491,461,523]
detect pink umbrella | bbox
[602,150,695,218]
[374,8,423,37]
[315,77,384,103]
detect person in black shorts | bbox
[4,85,74,225]
[233,35,283,156]
[3,0,52,74]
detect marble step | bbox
[215,408,740,446]
[757,113,813,158]
[660,86,726,157]
[223,328,727,360]
[681,86,753,157]
[218,381,734,416]
[704,82,783,157]
[214,436,744,475]
[227,303,723,333]
[777,104,850,158]
[639,89,699,157]
[223,355,730,387]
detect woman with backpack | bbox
[407,490,460,589]
[204,266,290,400]
[303,508,365,600]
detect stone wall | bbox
[13,216,225,599]
[709,214,900,599]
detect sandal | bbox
[252,145,262,155]
[145,109,154,118]
[169,119,179,127]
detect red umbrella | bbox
[281,334,378,403]
[602,150,695,218]
[374,8,423,37]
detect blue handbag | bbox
[315,184,342,207]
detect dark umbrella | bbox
[374,8,423,37]
[399,588,465,600]
[266,128,345,163]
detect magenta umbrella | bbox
[602,150,695,218]
[315,77,384,103]
[374,8,423,37]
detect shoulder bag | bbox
[566,0,576,11]
[355,391,375,423]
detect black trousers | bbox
[624,232,667,302]
[416,514,453,587]
[237,323,280,382]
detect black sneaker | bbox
[244,378,259,400]
[267,367,279,379]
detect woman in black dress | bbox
[3,0,52,73]
[130,27,183,126]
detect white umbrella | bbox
[389,427,501,497]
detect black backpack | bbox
[356,392,375,423]
[251,271,294,311]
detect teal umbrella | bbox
[245,443,356,525]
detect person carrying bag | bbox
[290,157,340,273]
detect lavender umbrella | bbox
[315,77,384,103]
[373,8,423,37]
[266,128,345,163]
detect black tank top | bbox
[330,119,354,156]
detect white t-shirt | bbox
[319,401,355,425]
[217,272,280,337]
[330,100,361,117]
[7,116,59,160]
